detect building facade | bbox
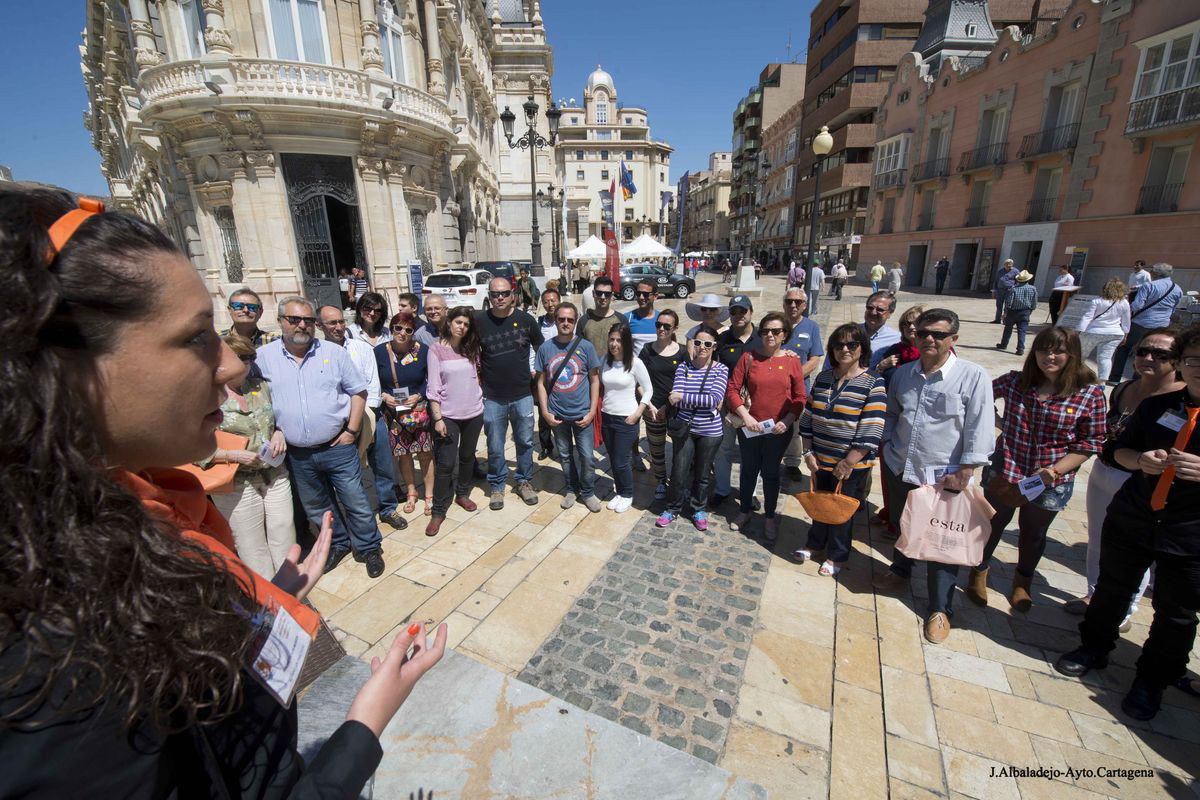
[860,0,1200,296]
[680,151,731,253]
[82,0,554,326]
[752,100,804,269]
[554,66,673,250]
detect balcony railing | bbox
[965,205,989,227]
[1018,122,1080,158]
[958,142,1008,172]
[916,211,934,230]
[911,157,950,182]
[874,168,907,190]
[1136,183,1183,214]
[1026,196,1058,222]
[1127,86,1200,134]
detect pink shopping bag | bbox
[896,484,995,567]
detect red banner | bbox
[604,229,620,285]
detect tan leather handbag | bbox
[795,478,861,525]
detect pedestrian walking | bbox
[639,309,686,499]
[831,259,848,299]
[968,327,1106,611]
[997,271,1038,355]
[869,260,886,292]
[600,324,654,512]
[787,260,806,289]
[886,261,904,295]
[722,257,733,283]
[991,259,1019,324]
[808,260,826,316]
[1077,278,1131,382]
[1107,262,1184,383]
[934,256,951,294]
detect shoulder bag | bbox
[668,361,713,437]
[1131,281,1177,321]
[385,345,429,434]
[547,336,584,392]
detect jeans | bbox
[432,415,483,516]
[1079,333,1124,384]
[668,432,722,516]
[737,428,793,517]
[807,288,819,316]
[483,394,535,491]
[1084,460,1151,614]
[601,412,638,498]
[805,468,868,563]
[367,407,400,515]
[1108,322,1149,382]
[287,442,382,554]
[644,417,668,483]
[553,420,596,499]
[211,467,297,578]
[884,463,960,616]
[978,483,1064,576]
[993,288,1009,322]
[534,378,554,456]
[871,280,880,292]
[712,421,740,498]
[1000,309,1031,352]
[936,273,947,294]
[1079,516,1200,689]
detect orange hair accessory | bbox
[46,197,105,263]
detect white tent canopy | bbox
[568,235,606,260]
[622,234,674,259]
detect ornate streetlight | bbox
[501,96,561,270]
[803,125,835,275]
[536,184,564,274]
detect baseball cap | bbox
[729,295,753,312]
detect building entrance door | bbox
[282,154,369,311]
[1011,240,1043,277]
[950,242,979,291]
[906,244,928,287]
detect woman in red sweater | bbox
[727,311,807,542]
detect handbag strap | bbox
[677,360,714,422]
[1132,281,1176,320]
[547,336,584,394]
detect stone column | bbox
[358,0,384,72]
[384,160,414,290]
[201,0,234,54]
[126,0,162,70]
[422,0,446,97]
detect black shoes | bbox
[1054,647,1108,678]
[1122,678,1164,720]
[358,548,385,579]
[708,493,728,509]
[324,546,351,574]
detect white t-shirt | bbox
[600,358,653,416]
[1128,269,1151,291]
[1078,297,1131,336]
[808,266,825,290]
[1054,273,1076,289]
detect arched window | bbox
[378,0,406,83]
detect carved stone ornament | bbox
[205,26,234,53]
[389,124,408,155]
[216,151,246,175]
[384,159,408,180]
[409,165,427,188]
[244,150,276,175]
[361,46,384,69]
[135,47,163,68]
[356,156,385,175]
[361,119,380,156]
[204,111,238,151]
[444,199,460,217]
[194,180,233,210]
[200,0,224,13]
[236,110,265,148]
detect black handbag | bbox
[667,361,713,437]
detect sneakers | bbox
[361,549,385,579]
[323,546,351,574]
[656,510,677,527]
[654,482,668,500]
[517,481,539,506]
[995,343,1007,350]
[1121,678,1164,720]
[381,510,409,530]
[611,495,633,513]
[924,612,951,644]
[607,494,621,510]
[1054,647,1108,678]
[583,495,603,513]
[489,490,505,511]
[560,492,577,509]
[691,511,708,531]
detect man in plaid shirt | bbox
[996,271,1038,355]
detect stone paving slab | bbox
[297,651,767,799]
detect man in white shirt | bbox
[873,308,995,645]
[830,260,848,299]
[807,261,826,316]
[1127,259,1151,300]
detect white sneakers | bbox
[606,495,633,513]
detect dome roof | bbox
[586,64,614,94]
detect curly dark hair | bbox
[439,305,481,362]
[0,185,253,734]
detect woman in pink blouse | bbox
[425,307,485,536]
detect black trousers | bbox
[431,415,483,517]
[1079,515,1200,689]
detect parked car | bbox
[471,260,550,296]
[422,268,493,310]
[617,263,694,300]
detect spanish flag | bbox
[620,160,637,200]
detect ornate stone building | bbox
[82,0,554,324]
[680,151,731,253]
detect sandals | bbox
[423,495,433,516]
[819,561,843,577]
[403,492,418,514]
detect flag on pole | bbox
[619,161,637,200]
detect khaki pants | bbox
[212,468,297,578]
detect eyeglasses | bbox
[729,307,749,316]
[229,301,262,313]
[761,327,785,336]
[391,325,415,334]
[636,291,655,298]
[833,341,862,351]
[489,289,512,298]
[694,340,716,349]
[593,290,613,298]
[1181,356,1200,368]
[784,298,805,306]
[915,329,953,341]
[556,316,577,324]
[281,315,316,326]
[655,322,675,330]
[1135,347,1174,362]
[866,306,891,315]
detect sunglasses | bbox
[833,341,861,351]
[360,306,382,315]
[655,322,675,330]
[729,307,749,316]
[694,340,716,349]
[391,325,415,334]
[556,316,577,324]
[593,290,613,298]
[229,301,262,313]
[784,298,806,306]
[636,291,655,298]
[761,327,785,336]
[916,329,953,341]
[489,289,512,298]
[281,315,317,326]
[1135,347,1173,361]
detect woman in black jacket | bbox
[0,186,445,797]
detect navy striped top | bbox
[670,360,730,437]
[797,368,887,469]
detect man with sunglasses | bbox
[256,297,385,577]
[221,288,279,348]
[873,309,995,644]
[625,279,660,357]
[475,277,545,509]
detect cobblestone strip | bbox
[518,512,772,764]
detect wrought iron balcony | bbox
[958,142,1008,172]
[911,157,949,182]
[873,168,907,190]
[1018,123,1080,158]
[1136,183,1183,214]
[915,211,934,230]
[965,205,988,227]
[1126,86,1200,134]
[1026,196,1058,222]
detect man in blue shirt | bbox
[825,292,901,371]
[780,287,824,482]
[257,296,385,578]
[1107,262,1183,383]
[624,279,660,357]
[991,259,1019,324]
[536,302,602,513]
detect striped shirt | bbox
[670,360,730,438]
[798,368,888,470]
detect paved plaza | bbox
[308,274,1200,799]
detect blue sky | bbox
[0,1,811,196]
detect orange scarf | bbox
[111,467,320,636]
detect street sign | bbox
[409,260,424,313]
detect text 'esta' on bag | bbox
[896,484,995,567]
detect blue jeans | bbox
[993,288,1009,322]
[287,442,381,554]
[871,280,880,292]
[884,462,960,616]
[552,420,596,499]
[1000,309,1031,352]
[483,395,535,491]
[806,288,819,316]
[368,407,399,516]
[601,412,638,498]
[712,421,739,498]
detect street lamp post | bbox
[501,96,561,270]
[803,125,835,276]
[536,184,564,273]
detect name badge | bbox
[1158,411,1187,432]
[245,604,311,707]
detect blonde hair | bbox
[1101,278,1127,301]
[899,304,926,328]
[223,333,255,359]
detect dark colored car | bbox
[473,261,517,283]
[617,263,695,301]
